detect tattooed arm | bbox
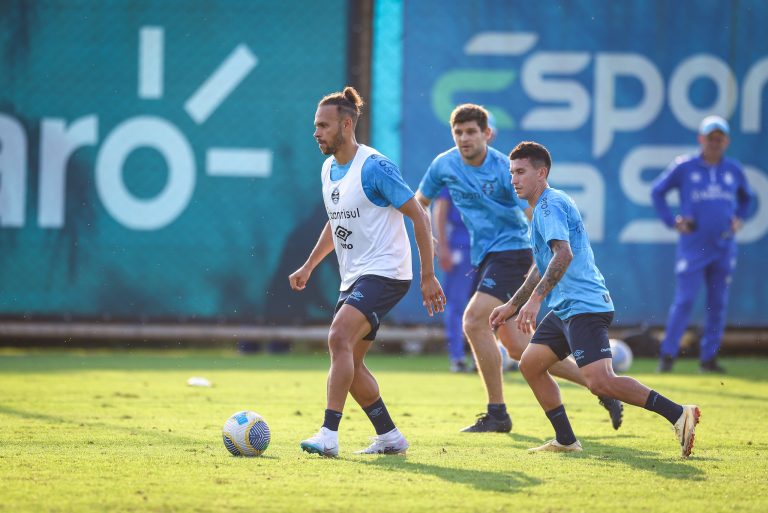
[518,239,572,333]
[533,240,573,300]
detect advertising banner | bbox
[399,0,767,326]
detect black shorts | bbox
[530,311,614,367]
[471,249,533,303]
[334,274,411,341]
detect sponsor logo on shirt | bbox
[540,197,551,217]
[335,226,354,249]
[691,186,735,202]
[335,225,352,241]
[327,207,360,220]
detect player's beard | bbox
[321,126,344,155]
[460,144,483,162]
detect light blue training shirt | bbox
[418,146,530,266]
[330,153,414,208]
[531,188,614,320]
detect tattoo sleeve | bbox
[509,264,541,307]
[533,240,573,299]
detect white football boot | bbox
[354,428,409,455]
[673,405,701,458]
[300,427,339,457]
[528,439,583,453]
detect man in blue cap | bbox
[652,115,754,373]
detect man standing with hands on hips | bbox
[652,115,754,374]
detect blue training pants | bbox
[660,248,735,362]
[443,247,473,362]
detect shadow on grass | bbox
[352,456,541,493]
[0,403,205,447]
[511,431,705,480]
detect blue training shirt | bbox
[419,146,530,266]
[437,187,470,248]
[531,188,614,320]
[330,153,414,208]
[651,153,753,260]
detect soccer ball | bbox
[222,411,271,456]
[609,339,633,373]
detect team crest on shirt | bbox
[691,172,702,183]
[724,172,734,185]
[331,187,340,204]
[481,180,495,195]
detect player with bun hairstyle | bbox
[291,86,444,456]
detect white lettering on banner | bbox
[0,26,273,231]
[38,116,99,228]
[521,53,591,130]
[617,146,768,243]
[0,114,27,227]
[619,145,694,206]
[742,57,768,133]
[593,54,664,157]
[668,55,737,132]
[459,31,768,244]
[549,164,604,242]
[96,117,195,230]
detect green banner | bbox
[0,1,347,322]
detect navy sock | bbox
[363,398,397,435]
[545,405,577,445]
[644,390,684,425]
[322,409,343,431]
[487,403,508,420]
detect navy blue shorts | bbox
[530,311,614,367]
[334,274,411,341]
[471,249,533,303]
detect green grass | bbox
[1,350,767,513]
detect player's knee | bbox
[496,326,525,359]
[518,355,541,381]
[462,309,486,337]
[584,374,612,397]
[327,328,354,355]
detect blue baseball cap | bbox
[699,115,729,136]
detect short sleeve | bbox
[361,156,415,208]
[417,157,445,200]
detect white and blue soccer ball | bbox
[222,410,270,457]
[609,339,633,373]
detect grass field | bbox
[1,349,766,513]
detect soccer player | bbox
[652,116,754,374]
[416,104,623,433]
[490,141,700,457]
[290,86,444,457]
